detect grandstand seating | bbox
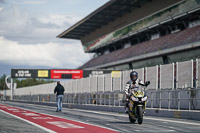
[80,25,200,69]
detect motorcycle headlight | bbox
[131,96,138,101]
[142,96,147,101]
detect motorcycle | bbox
[128,81,150,124]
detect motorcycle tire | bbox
[137,106,143,124]
[129,114,136,123]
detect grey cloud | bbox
[0,6,72,44]
[0,0,6,3]
[29,17,60,28]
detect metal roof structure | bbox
[57,0,149,40]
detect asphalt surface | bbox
[1,101,200,133]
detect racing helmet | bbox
[130,71,138,82]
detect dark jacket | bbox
[54,83,65,95]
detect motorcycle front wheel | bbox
[137,106,143,124]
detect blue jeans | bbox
[56,95,63,111]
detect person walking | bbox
[54,81,65,112]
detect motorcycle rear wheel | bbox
[129,114,136,123]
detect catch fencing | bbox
[1,59,200,111]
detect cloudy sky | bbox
[0,0,108,76]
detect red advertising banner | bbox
[51,70,83,79]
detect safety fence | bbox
[2,59,199,95]
[0,59,200,111]
[1,89,199,111]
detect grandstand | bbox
[58,0,200,70]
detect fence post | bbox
[151,92,153,108]
[189,90,191,111]
[178,91,180,110]
[176,62,179,89]
[89,77,91,93]
[114,93,115,106]
[109,94,111,106]
[89,77,91,104]
[160,65,162,89]
[103,75,105,92]
[191,59,194,88]
[104,93,105,105]
[145,67,147,83]
[122,71,125,92]
[168,91,171,110]
[159,91,161,110]
[156,65,158,90]
[76,80,78,94]
[100,93,102,105]
[111,74,113,92]
[118,93,120,106]
[196,59,199,89]
[81,79,83,93]
[172,63,175,90]
[120,72,122,91]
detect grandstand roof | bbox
[57,0,149,39]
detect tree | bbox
[0,74,55,89]
[0,74,8,90]
[15,78,55,88]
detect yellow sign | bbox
[174,111,181,118]
[38,70,49,77]
[111,71,121,77]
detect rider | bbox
[124,71,148,113]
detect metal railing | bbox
[9,89,200,111]
[149,89,200,111]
